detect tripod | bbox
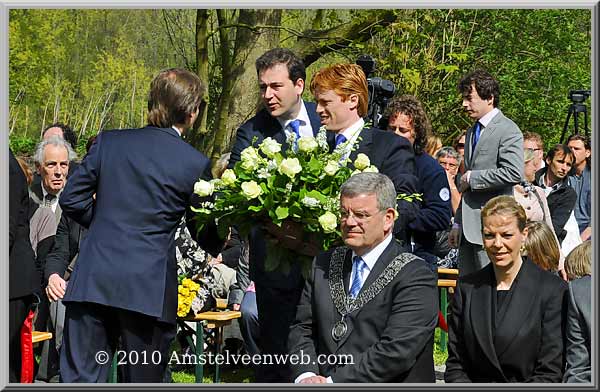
[560,101,589,143]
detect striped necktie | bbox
[349,256,367,298]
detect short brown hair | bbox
[565,241,591,281]
[524,221,560,272]
[481,195,527,232]
[523,131,544,150]
[310,63,368,117]
[147,68,205,128]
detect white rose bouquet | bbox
[191,126,407,276]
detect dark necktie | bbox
[43,193,56,208]
[335,134,347,147]
[471,121,482,154]
[349,256,367,298]
[289,119,301,151]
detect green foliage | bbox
[9,134,37,157]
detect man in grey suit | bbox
[449,69,523,276]
[564,274,591,383]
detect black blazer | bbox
[227,102,323,290]
[44,213,84,284]
[59,126,215,324]
[340,128,419,243]
[9,148,40,299]
[445,259,568,383]
[289,239,438,382]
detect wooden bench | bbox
[179,307,241,383]
[437,268,458,352]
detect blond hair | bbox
[524,221,560,271]
[564,241,592,280]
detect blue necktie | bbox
[289,119,301,151]
[349,256,367,298]
[471,121,481,154]
[335,134,347,147]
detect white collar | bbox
[478,108,500,128]
[337,117,365,143]
[278,99,310,129]
[351,232,393,272]
[171,126,182,137]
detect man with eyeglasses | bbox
[524,132,546,171]
[289,173,438,383]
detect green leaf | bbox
[275,206,289,220]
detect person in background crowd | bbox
[9,147,42,383]
[533,144,577,245]
[523,131,545,172]
[566,134,591,241]
[436,147,462,215]
[453,131,467,178]
[513,148,564,275]
[524,221,563,274]
[226,48,322,382]
[425,134,443,157]
[384,94,451,271]
[30,123,79,190]
[563,241,591,383]
[289,173,438,383]
[449,69,523,277]
[445,196,567,383]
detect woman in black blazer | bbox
[445,195,568,383]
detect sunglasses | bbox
[456,143,465,148]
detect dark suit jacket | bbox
[534,168,577,243]
[59,126,215,324]
[445,259,568,383]
[289,239,438,382]
[10,148,40,299]
[227,102,322,290]
[564,275,591,383]
[44,213,84,284]
[342,128,419,242]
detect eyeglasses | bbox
[456,143,465,148]
[439,161,458,169]
[340,209,382,223]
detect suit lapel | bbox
[494,259,539,358]
[470,266,505,379]
[342,250,353,296]
[470,110,503,161]
[349,128,373,163]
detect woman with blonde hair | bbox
[524,221,561,273]
[445,195,567,382]
[564,241,591,281]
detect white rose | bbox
[354,153,371,170]
[241,181,262,199]
[362,165,379,173]
[301,196,320,208]
[193,179,214,197]
[297,136,318,153]
[260,137,282,158]
[220,169,237,186]
[318,211,338,233]
[324,161,339,176]
[278,158,302,179]
[240,147,260,171]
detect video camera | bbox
[568,89,591,104]
[356,55,396,128]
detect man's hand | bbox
[448,226,461,249]
[580,226,591,242]
[46,273,67,301]
[231,303,241,311]
[458,170,471,193]
[298,375,327,384]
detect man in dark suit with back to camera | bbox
[310,63,420,241]
[227,48,322,382]
[289,173,438,383]
[59,68,220,382]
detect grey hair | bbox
[340,172,396,211]
[33,135,77,165]
[436,146,462,165]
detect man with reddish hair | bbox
[309,63,419,243]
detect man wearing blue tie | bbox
[289,173,438,383]
[448,69,524,276]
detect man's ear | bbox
[294,78,305,95]
[36,163,42,176]
[348,93,359,111]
